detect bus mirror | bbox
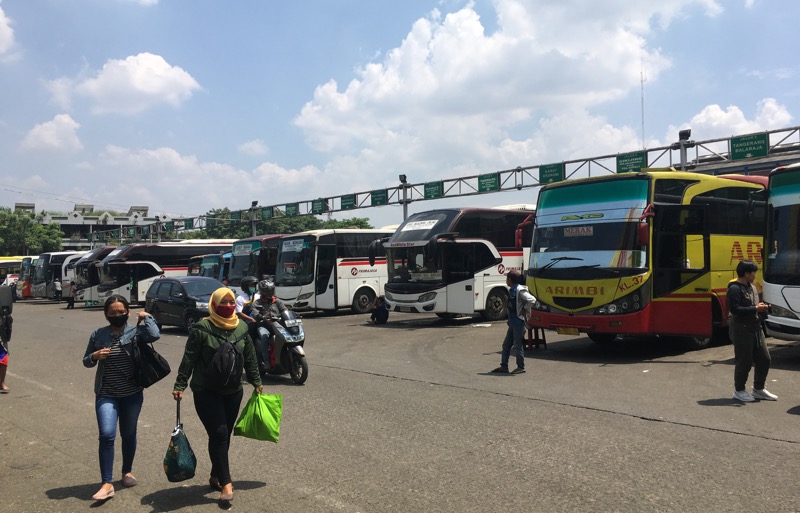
[637,222,649,247]
[515,228,522,249]
[368,240,378,267]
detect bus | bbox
[188,252,232,281]
[73,246,117,305]
[373,207,534,320]
[15,256,36,299]
[228,234,286,294]
[31,251,85,299]
[763,162,800,340]
[274,229,395,313]
[0,256,24,286]
[525,168,767,349]
[96,240,235,304]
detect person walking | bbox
[490,271,531,374]
[172,287,263,505]
[82,295,160,501]
[53,278,62,302]
[66,281,77,309]
[727,260,777,402]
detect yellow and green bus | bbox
[526,169,767,348]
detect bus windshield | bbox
[275,236,315,286]
[386,245,444,284]
[530,178,648,276]
[766,202,800,285]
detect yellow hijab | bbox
[207,287,239,330]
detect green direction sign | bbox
[184,219,193,230]
[261,206,273,219]
[111,230,119,239]
[127,228,136,237]
[165,221,174,232]
[731,133,769,160]
[617,151,647,173]
[285,203,299,216]
[206,217,215,228]
[341,194,356,210]
[142,225,150,235]
[87,233,93,242]
[539,163,564,184]
[231,210,241,222]
[371,189,388,206]
[312,199,327,215]
[478,173,499,193]
[425,181,444,199]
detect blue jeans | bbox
[501,322,525,370]
[95,391,143,484]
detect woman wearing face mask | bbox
[82,294,160,502]
[172,287,262,505]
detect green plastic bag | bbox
[234,391,282,443]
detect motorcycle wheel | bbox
[289,354,308,385]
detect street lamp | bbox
[676,128,694,170]
[399,174,409,221]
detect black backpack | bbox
[193,325,248,387]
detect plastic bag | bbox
[234,391,282,443]
[163,402,197,482]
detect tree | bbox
[189,208,374,239]
[0,208,63,255]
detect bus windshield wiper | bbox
[538,256,583,272]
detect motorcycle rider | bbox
[251,280,288,373]
[236,276,269,373]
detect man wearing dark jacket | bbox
[727,260,776,402]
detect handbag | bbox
[234,390,282,443]
[132,329,171,388]
[163,401,197,482]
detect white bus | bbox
[31,251,86,299]
[373,207,534,320]
[96,240,235,304]
[763,162,800,340]
[228,234,286,296]
[274,229,395,313]
[73,246,117,305]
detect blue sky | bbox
[0,0,797,229]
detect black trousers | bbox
[730,323,771,391]
[193,388,243,486]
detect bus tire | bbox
[481,289,508,321]
[351,287,376,315]
[588,333,617,344]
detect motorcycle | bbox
[253,308,308,385]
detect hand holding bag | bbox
[132,319,170,388]
[234,390,282,443]
[163,401,197,482]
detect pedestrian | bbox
[66,281,77,309]
[490,271,533,375]
[0,295,11,394]
[172,287,263,505]
[727,260,777,402]
[368,295,389,325]
[53,278,62,302]
[82,295,161,501]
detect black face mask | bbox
[107,314,129,328]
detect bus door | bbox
[314,244,337,310]
[651,204,710,335]
[445,241,491,314]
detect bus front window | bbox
[275,238,315,287]
[387,246,444,284]
[765,204,800,285]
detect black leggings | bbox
[193,388,243,486]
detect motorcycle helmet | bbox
[258,280,275,299]
[241,276,258,294]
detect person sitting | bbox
[369,296,389,325]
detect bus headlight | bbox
[768,304,799,319]
[595,292,644,315]
[533,300,550,312]
[384,291,393,301]
[296,292,313,301]
[419,292,437,303]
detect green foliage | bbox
[190,208,374,239]
[0,208,63,255]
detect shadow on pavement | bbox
[138,480,265,512]
[696,398,745,407]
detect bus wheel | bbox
[481,289,508,321]
[588,333,617,344]
[351,287,376,315]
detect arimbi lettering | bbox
[545,286,605,296]
[729,241,763,265]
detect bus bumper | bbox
[764,318,800,341]
[528,308,651,336]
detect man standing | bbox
[53,278,62,302]
[491,271,528,375]
[727,260,777,402]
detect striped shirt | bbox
[98,333,142,397]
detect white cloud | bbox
[0,1,16,56]
[44,77,75,110]
[21,114,83,152]
[237,139,269,156]
[75,52,201,115]
[665,98,793,141]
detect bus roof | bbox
[233,234,286,243]
[540,169,768,191]
[283,228,396,238]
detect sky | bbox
[0,0,798,230]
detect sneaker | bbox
[490,366,509,373]
[752,388,778,401]
[511,368,526,374]
[733,390,755,402]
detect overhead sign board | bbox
[425,181,444,199]
[731,133,769,160]
[184,219,193,230]
[539,163,564,184]
[312,199,327,215]
[261,206,273,219]
[617,151,647,173]
[371,189,388,206]
[285,203,298,216]
[478,173,499,193]
[341,194,356,210]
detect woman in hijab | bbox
[173,287,262,504]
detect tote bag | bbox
[163,401,197,482]
[234,391,282,443]
[133,333,171,388]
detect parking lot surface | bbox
[2,300,800,512]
